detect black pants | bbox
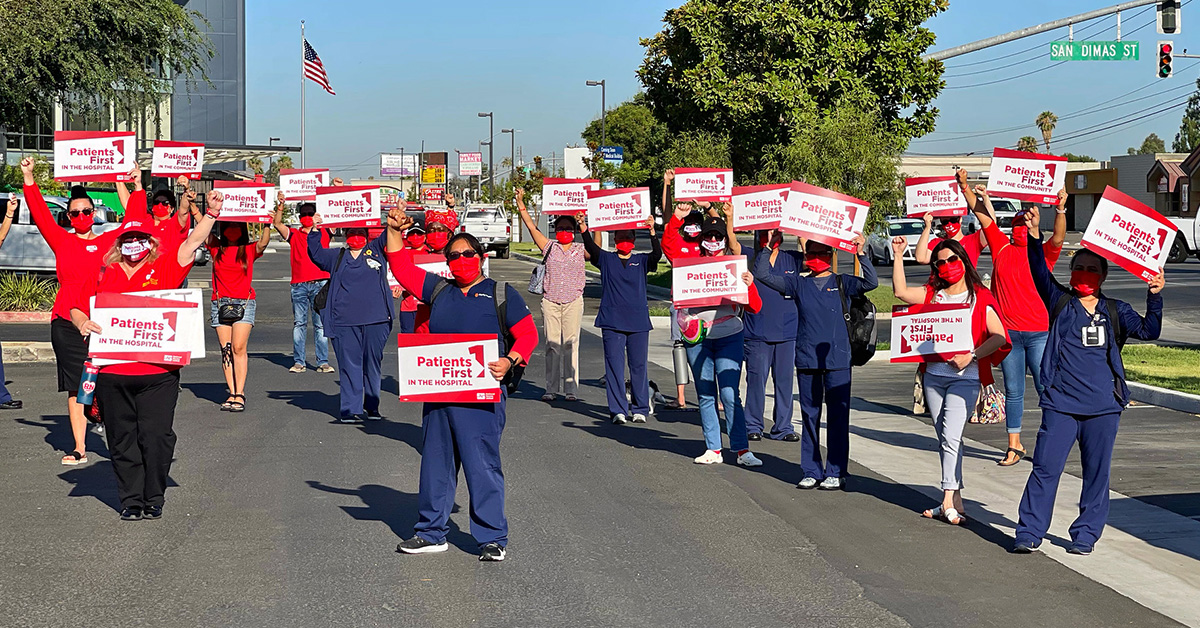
[97,371,181,510]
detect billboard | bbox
[381,153,418,178]
[460,152,483,177]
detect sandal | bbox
[565,394,578,402]
[664,400,687,411]
[61,451,88,466]
[220,396,235,411]
[921,505,967,525]
[541,393,556,402]
[998,447,1026,467]
[228,394,246,413]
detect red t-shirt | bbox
[982,222,1062,332]
[123,195,189,249]
[288,228,330,283]
[662,214,703,262]
[209,244,264,299]
[929,231,985,267]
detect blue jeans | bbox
[291,281,329,366]
[685,332,749,453]
[0,340,12,403]
[999,330,1048,435]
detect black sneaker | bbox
[479,543,506,562]
[143,505,162,520]
[120,507,143,521]
[1012,540,1040,554]
[781,433,800,442]
[747,432,762,441]
[396,537,448,554]
[337,414,364,424]
[365,411,383,421]
[1067,544,1093,556]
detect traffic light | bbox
[1160,41,1174,78]
[1158,0,1181,35]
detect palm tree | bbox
[247,157,264,175]
[1036,111,1058,152]
[1017,136,1039,152]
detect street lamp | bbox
[501,129,515,183]
[395,146,406,187]
[479,140,491,199]
[586,80,606,148]
[478,112,494,197]
[268,137,280,170]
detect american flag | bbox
[303,39,335,95]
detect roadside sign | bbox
[1049,41,1139,61]
[600,146,624,167]
[459,152,482,177]
[421,165,446,185]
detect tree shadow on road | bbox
[264,388,341,416]
[249,351,297,370]
[305,480,477,553]
[562,414,706,461]
[182,381,233,405]
[356,417,423,454]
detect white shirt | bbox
[926,289,978,380]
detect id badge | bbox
[1082,325,1106,348]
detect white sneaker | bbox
[631,413,647,424]
[693,450,723,465]
[612,414,627,425]
[736,451,763,467]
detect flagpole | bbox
[300,20,306,168]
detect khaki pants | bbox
[541,297,583,396]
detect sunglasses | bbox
[68,208,95,218]
[932,254,961,269]
[702,233,723,240]
[445,249,480,261]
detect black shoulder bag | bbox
[428,279,525,395]
[835,275,878,367]
[313,248,346,311]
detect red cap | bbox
[117,220,154,237]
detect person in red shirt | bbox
[271,194,335,374]
[661,169,707,410]
[20,158,126,465]
[116,168,194,252]
[407,207,461,333]
[69,191,223,521]
[396,223,427,333]
[915,169,989,267]
[208,221,271,412]
[971,182,1068,466]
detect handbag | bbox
[972,384,1006,425]
[218,302,245,325]
[912,368,927,416]
[313,248,346,311]
[527,243,555,295]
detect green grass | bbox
[1121,344,1200,395]
[0,272,57,312]
[649,304,672,317]
[867,286,904,313]
[511,242,540,256]
[876,341,891,351]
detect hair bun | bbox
[69,186,90,200]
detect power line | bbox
[944,61,1068,89]
[942,18,1113,76]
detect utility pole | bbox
[586,80,607,148]
[478,112,494,198]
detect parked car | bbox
[866,217,926,266]
[988,198,1023,236]
[0,192,121,273]
[459,203,511,258]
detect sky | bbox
[246,0,1196,180]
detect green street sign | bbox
[1050,41,1140,61]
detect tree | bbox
[637,0,945,176]
[1174,78,1200,153]
[0,0,212,127]
[1036,111,1058,152]
[1135,133,1166,155]
[581,93,670,195]
[247,157,264,176]
[1061,152,1097,163]
[1,157,63,195]
[264,155,293,185]
[1017,136,1039,152]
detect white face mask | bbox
[701,239,725,253]
[120,239,152,261]
[682,225,702,238]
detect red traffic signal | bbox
[1159,40,1174,78]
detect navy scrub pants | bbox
[602,329,650,419]
[415,398,508,548]
[329,322,390,418]
[1015,409,1121,550]
[797,368,852,481]
[398,311,416,334]
[743,339,796,438]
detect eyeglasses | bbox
[702,233,723,240]
[68,208,95,218]
[932,254,961,269]
[446,249,480,261]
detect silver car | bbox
[0,192,121,273]
[866,217,927,265]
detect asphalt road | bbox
[0,248,1190,627]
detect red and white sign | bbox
[151,140,205,179]
[1081,186,1176,282]
[587,187,651,231]
[53,131,136,183]
[316,185,380,228]
[213,181,274,223]
[905,176,968,218]
[414,254,452,280]
[889,303,973,363]
[732,184,790,231]
[986,148,1067,205]
[543,178,599,215]
[87,292,203,366]
[671,256,749,308]
[397,334,502,403]
[279,169,329,201]
[459,152,483,177]
[422,187,445,202]
[674,168,734,202]
[778,181,870,253]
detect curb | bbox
[511,252,673,301]
[1129,382,1200,415]
[2,341,55,363]
[0,312,51,323]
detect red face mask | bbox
[1011,225,1029,247]
[299,215,315,228]
[151,203,172,219]
[943,222,962,238]
[448,256,481,285]
[223,227,243,242]
[758,233,779,250]
[805,254,832,274]
[405,234,426,249]
[346,235,367,250]
[615,241,635,255]
[937,259,966,284]
[556,231,575,245]
[70,213,94,233]
[426,231,450,251]
[1070,269,1103,296]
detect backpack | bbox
[835,275,877,367]
[428,279,525,395]
[527,243,555,295]
[1050,293,1124,349]
[313,248,345,311]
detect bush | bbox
[0,272,57,311]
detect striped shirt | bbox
[540,241,586,304]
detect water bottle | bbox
[673,341,690,386]
[77,361,99,405]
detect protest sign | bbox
[213,181,274,223]
[151,140,205,179]
[731,184,790,231]
[905,176,968,217]
[671,256,749,308]
[54,131,136,183]
[543,178,599,215]
[397,334,502,403]
[986,148,1067,205]
[414,254,453,280]
[1081,186,1176,282]
[779,181,870,253]
[587,187,651,231]
[315,185,380,228]
[889,303,973,363]
[674,168,734,202]
[279,169,329,201]
[88,292,203,366]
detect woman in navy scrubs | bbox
[579,216,661,424]
[386,211,538,562]
[1013,205,1165,555]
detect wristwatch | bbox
[505,355,519,368]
